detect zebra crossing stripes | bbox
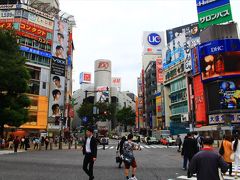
[177,175,237,180]
[97,145,178,150]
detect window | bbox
[42,82,46,89]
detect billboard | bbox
[198,3,233,30]
[95,60,111,72]
[162,33,186,70]
[48,57,66,118]
[200,51,240,81]
[166,22,200,44]
[111,77,121,91]
[156,57,163,83]
[206,78,240,112]
[193,75,207,125]
[79,72,91,84]
[52,18,69,60]
[96,86,109,103]
[191,47,200,75]
[196,0,230,14]
[142,31,165,55]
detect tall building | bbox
[0,0,75,137]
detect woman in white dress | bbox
[232,134,240,179]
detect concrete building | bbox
[0,0,75,137]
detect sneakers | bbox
[129,176,137,180]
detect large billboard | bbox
[79,72,91,84]
[162,33,186,70]
[48,57,66,118]
[166,22,200,44]
[191,47,200,75]
[96,86,109,103]
[52,18,69,60]
[193,75,207,125]
[209,113,240,124]
[198,3,233,30]
[196,0,230,13]
[142,31,165,55]
[206,78,240,113]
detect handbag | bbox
[219,142,224,156]
[116,156,121,163]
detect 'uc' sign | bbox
[148,33,161,46]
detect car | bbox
[167,137,176,146]
[159,138,168,145]
[146,136,159,145]
[111,135,119,140]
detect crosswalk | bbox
[97,145,178,150]
[176,165,240,180]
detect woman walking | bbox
[232,134,240,179]
[222,135,234,176]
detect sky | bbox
[58,0,240,95]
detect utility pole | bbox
[59,113,63,150]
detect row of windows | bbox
[171,102,188,115]
[21,51,50,66]
[170,78,186,93]
[170,90,187,104]
[19,37,51,52]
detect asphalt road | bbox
[0,141,192,180]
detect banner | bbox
[198,3,233,30]
[48,57,66,118]
[52,18,69,60]
[96,86,109,103]
[192,47,200,75]
[209,113,240,124]
[111,77,121,91]
[156,57,163,83]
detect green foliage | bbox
[116,106,136,129]
[0,29,31,136]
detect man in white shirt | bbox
[82,127,97,180]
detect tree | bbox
[0,29,31,137]
[116,107,136,132]
[77,102,94,126]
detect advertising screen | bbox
[200,51,240,81]
[156,57,163,83]
[79,72,91,84]
[198,3,233,30]
[206,78,240,112]
[196,0,230,14]
[48,57,66,118]
[192,47,200,75]
[52,18,69,60]
[96,86,109,103]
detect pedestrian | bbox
[102,136,107,150]
[194,132,203,151]
[20,137,25,149]
[123,134,141,180]
[41,136,45,146]
[33,137,39,150]
[0,137,3,149]
[232,134,240,178]
[117,136,127,168]
[82,127,97,180]
[24,136,30,151]
[45,136,50,150]
[221,135,233,176]
[189,136,229,180]
[54,136,58,147]
[181,132,199,178]
[13,136,20,153]
[176,135,182,152]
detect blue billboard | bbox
[20,46,52,58]
[198,39,240,60]
[196,0,230,13]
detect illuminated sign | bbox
[79,72,91,84]
[148,33,161,46]
[209,113,240,124]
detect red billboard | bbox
[193,75,207,126]
[156,57,163,83]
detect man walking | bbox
[189,136,229,180]
[13,136,20,153]
[123,134,141,180]
[82,127,97,180]
[181,132,198,177]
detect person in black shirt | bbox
[189,136,229,180]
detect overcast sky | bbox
[59,0,240,94]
